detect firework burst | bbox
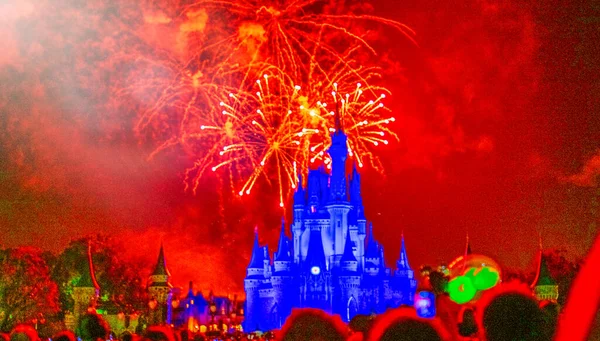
[185,70,319,207]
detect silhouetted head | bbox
[53,330,76,341]
[458,307,478,337]
[120,332,133,341]
[477,283,547,341]
[278,308,347,341]
[142,327,174,341]
[368,308,449,341]
[349,314,374,335]
[539,300,560,339]
[0,333,10,341]
[10,325,40,341]
[76,313,109,341]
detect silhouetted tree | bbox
[51,235,147,316]
[0,247,60,332]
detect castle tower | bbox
[302,224,330,311]
[244,228,265,331]
[328,110,348,202]
[393,234,417,306]
[531,238,559,302]
[338,231,361,322]
[271,219,295,329]
[72,242,100,328]
[148,244,172,325]
[292,176,305,263]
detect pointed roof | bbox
[305,228,326,271]
[294,175,305,206]
[532,254,556,286]
[397,233,411,270]
[152,243,170,277]
[340,231,357,262]
[76,242,100,290]
[532,238,557,287]
[275,219,292,262]
[465,234,472,256]
[365,223,379,258]
[248,227,264,269]
[334,100,343,133]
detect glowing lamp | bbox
[311,266,321,275]
[414,291,436,318]
[148,299,158,310]
[210,304,217,313]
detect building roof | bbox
[305,228,327,271]
[248,228,264,269]
[275,219,292,262]
[152,243,170,277]
[532,251,557,287]
[365,223,379,258]
[397,234,411,270]
[75,242,100,290]
[340,231,357,263]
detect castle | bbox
[243,119,417,332]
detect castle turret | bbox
[274,219,293,272]
[337,231,361,321]
[244,228,265,331]
[271,220,296,329]
[328,110,348,202]
[292,176,305,263]
[148,244,172,325]
[393,234,417,305]
[303,225,330,310]
[72,242,100,329]
[531,238,558,302]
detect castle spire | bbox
[275,218,292,261]
[397,233,411,270]
[327,102,348,202]
[340,231,357,262]
[248,227,264,269]
[531,236,558,301]
[152,243,171,277]
[293,175,305,206]
[365,223,379,258]
[465,233,472,256]
[76,241,100,290]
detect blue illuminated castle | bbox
[244,119,417,332]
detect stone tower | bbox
[532,250,559,302]
[72,242,100,328]
[148,244,172,325]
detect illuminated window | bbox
[311,206,316,213]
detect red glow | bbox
[0,0,598,295]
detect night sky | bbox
[0,0,599,295]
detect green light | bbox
[473,267,499,291]
[448,276,476,304]
[448,266,500,304]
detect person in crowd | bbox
[76,313,110,341]
[277,308,347,341]
[539,300,559,340]
[457,307,478,339]
[476,283,547,341]
[9,325,40,341]
[367,308,450,341]
[142,326,175,341]
[52,331,76,341]
[1,333,10,341]
[120,332,134,341]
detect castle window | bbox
[311,206,316,213]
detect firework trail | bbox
[185,68,317,207]
[112,0,412,206]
